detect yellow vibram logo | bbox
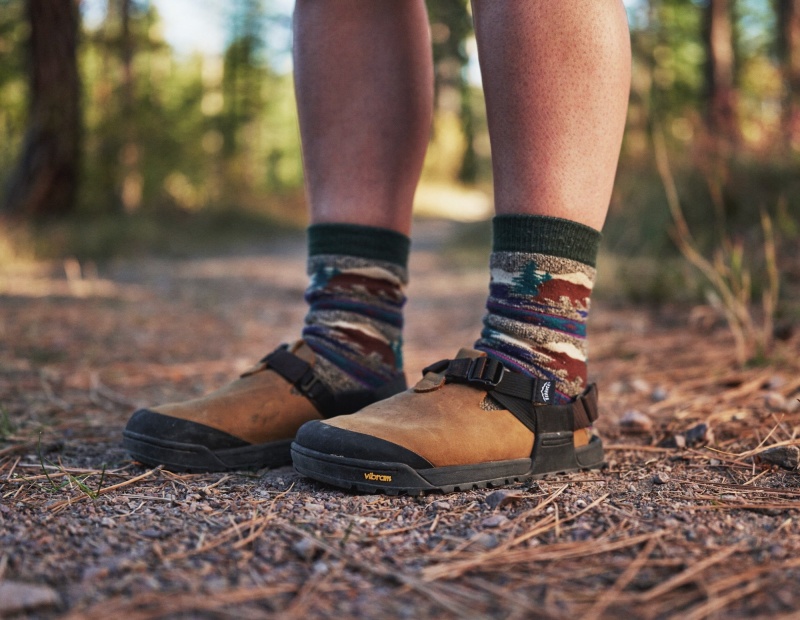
[364,472,392,482]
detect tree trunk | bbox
[704,0,738,142]
[778,0,800,150]
[2,0,81,219]
[118,0,142,212]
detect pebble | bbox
[764,392,788,411]
[292,538,318,561]
[619,410,654,434]
[764,392,799,413]
[303,502,325,513]
[659,423,712,449]
[481,515,508,529]
[759,446,800,471]
[485,490,524,510]
[685,423,713,447]
[652,472,670,485]
[432,501,451,511]
[571,527,593,541]
[0,582,59,615]
[609,381,625,395]
[651,386,669,402]
[470,532,499,550]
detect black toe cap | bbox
[124,409,251,450]
[295,420,433,469]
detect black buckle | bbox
[298,371,322,396]
[466,357,505,388]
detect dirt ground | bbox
[1,220,800,619]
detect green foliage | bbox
[0,406,16,440]
[8,0,305,221]
[0,0,798,308]
[37,434,107,500]
[0,0,28,187]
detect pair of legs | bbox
[296,0,630,233]
[124,0,631,491]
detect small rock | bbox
[659,434,686,449]
[659,423,712,449]
[631,379,651,394]
[571,527,593,541]
[652,472,670,485]
[758,446,800,471]
[481,515,508,528]
[303,502,325,513]
[619,410,653,434]
[312,560,329,574]
[651,386,669,402]
[0,582,59,615]
[766,375,786,390]
[609,381,625,395]
[485,490,524,510]
[432,501,451,511]
[470,532,499,550]
[764,392,788,412]
[140,529,162,539]
[685,423,713,447]
[292,538,318,561]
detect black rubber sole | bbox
[291,437,605,495]
[122,430,293,472]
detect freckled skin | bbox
[473,0,631,231]
[293,0,630,233]
[293,1,433,236]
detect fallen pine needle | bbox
[49,466,162,513]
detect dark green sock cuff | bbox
[308,223,410,267]
[492,215,601,267]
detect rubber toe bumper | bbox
[291,420,605,495]
[123,409,292,472]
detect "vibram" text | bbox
[363,472,392,482]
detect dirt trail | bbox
[1,221,799,618]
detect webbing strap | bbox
[424,356,599,432]
[262,345,408,418]
[263,345,338,417]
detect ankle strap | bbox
[422,356,599,432]
[263,345,407,418]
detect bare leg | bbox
[293,0,433,235]
[472,0,630,230]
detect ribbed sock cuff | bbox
[308,223,410,267]
[492,215,601,268]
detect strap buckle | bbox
[298,371,322,397]
[466,357,505,388]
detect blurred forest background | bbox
[0,0,799,318]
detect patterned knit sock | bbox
[302,223,409,394]
[475,215,600,404]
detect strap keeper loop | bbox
[466,356,505,388]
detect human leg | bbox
[294,0,432,234]
[472,0,630,402]
[123,1,433,472]
[295,0,432,399]
[293,0,631,493]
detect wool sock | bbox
[302,223,409,394]
[475,214,600,404]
